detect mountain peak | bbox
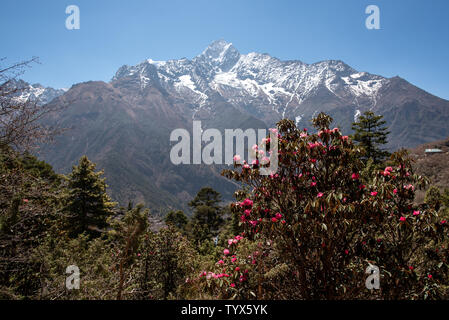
[196,40,240,71]
[201,39,237,56]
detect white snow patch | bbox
[175,74,209,106]
[178,75,196,91]
[147,59,166,68]
[295,115,303,126]
[350,72,365,79]
[354,109,361,122]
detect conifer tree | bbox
[63,156,115,238]
[187,187,224,246]
[164,210,188,231]
[351,111,390,164]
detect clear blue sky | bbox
[1,0,448,99]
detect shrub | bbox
[211,113,449,300]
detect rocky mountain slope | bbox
[37,40,449,212]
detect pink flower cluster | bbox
[228,235,243,246]
[199,271,230,280]
[381,166,394,177]
[308,142,322,149]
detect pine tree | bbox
[351,111,390,164]
[187,187,224,246]
[63,156,116,238]
[164,210,188,231]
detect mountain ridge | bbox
[32,40,449,211]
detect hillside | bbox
[410,137,449,202]
[37,40,449,211]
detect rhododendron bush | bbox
[203,113,449,299]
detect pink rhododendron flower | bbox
[317,192,324,198]
[233,155,241,162]
[223,249,230,255]
[370,191,378,196]
[230,283,235,288]
[413,210,420,216]
[275,213,282,219]
[399,216,406,222]
[261,156,270,164]
[393,189,398,194]
[271,217,278,223]
[351,173,359,180]
[218,260,224,265]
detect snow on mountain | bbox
[40,40,449,211]
[111,40,390,125]
[5,79,67,105]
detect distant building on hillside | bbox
[425,148,443,154]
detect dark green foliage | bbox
[20,152,61,185]
[108,203,149,300]
[187,187,224,247]
[0,149,62,299]
[164,210,188,231]
[188,187,222,209]
[425,185,442,211]
[63,156,116,238]
[352,111,390,164]
[135,226,198,300]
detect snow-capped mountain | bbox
[112,40,390,127]
[40,40,449,211]
[6,79,67,105]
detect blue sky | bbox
[1,0,448,99]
